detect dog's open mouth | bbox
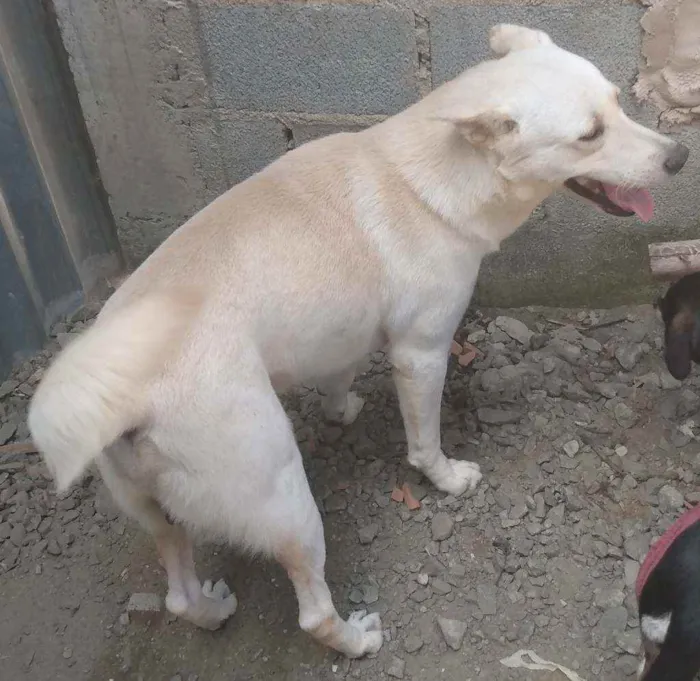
[564,178,655,222]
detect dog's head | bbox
[657,273,700,380]
[438,24,689,221]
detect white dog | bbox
[29,24,687,658]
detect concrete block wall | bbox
[52,0,700,306]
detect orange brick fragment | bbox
[458,348,477,367]
[391,487,405,503]
[402,483,421,510]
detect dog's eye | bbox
[579,125,604,142]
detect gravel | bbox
[0,302,695,681]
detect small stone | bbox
[625,534,651,561]
[2,547,19,570]
[546,504,566,527]
[363,583,379,605]
[531,333,549,350]
[9,525,25,547]
[615,445,628,457]
[624,560,640,588]
[119,612,130,627]
[437,616,468,650]
[542,357,557,374]
[62,510,80,525]
[551,340,582,364]
[410,587,431,603]
[563,440,580,457]
[127,593,162,613]
[582,337,602,353]
[592,607,628,648]
[477,407,522,425]
[404,634,424,654]
[658,485,685,513]
[616,654,642,676]
[46,539,62,556]
[595,588,625,609]
[477,584,498,616]
[358,523,379,545]
[348,588,364,605]
[431,579,452,595]
[617,630,641,655]
[495,316,533,345]
[614,403,638,429]
[322,427,343,445]
[417,573,429,586]
[431,513,454,541]
[660,372,682,390]
[62,647,72,659]
[387,656,406,679]
[615,344,644,371]
[0,380,18,399]
[324,495,347,513]
[37,518,53,537]
[0,422,17,446]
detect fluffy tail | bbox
[28,291,200,492]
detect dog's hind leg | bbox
[272,462,383,657]
[247,407,381,657]
[318,369,364,425]
[98,444,237,630]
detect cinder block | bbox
[430,3,644,98]
[199,3,419,115]
[292,122,371,147]
[217,118,289,185]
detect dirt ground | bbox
[1,302,697,681]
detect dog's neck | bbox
[374,114,554,253]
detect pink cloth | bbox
[636,504,700,599]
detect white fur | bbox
[28,24,683,658]
[641,612,672,644]
[28,291,200,491]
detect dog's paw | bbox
[200,579,238,627]
[202,578,231,601]
[166,578,238,631]
[342,392,365,426]
[346,610,383,657]
[434,459,482,496]
[324,391,365,425]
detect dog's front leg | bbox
[390,342,482,496]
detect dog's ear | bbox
[445,111,518,147]
[489,24,553,57]
[665,309,695,380]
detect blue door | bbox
[0,1,123,378]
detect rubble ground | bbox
[1,303,697,681]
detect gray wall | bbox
[53,0,700,306]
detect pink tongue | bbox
[602,184,655,222]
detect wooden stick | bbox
[649,239,700,280]
[0,441,37,457]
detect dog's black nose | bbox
[664,143,690,175]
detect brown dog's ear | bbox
[444,111,518,148]
[665,309,695,380]
[489,24,553,57]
